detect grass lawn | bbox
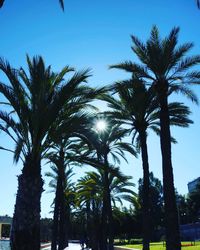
[123,241,200,250]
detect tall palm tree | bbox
[110,26,200,250]
[105,81,157,250]
[45,103,104,250]
[105,79,193,250]
[77,119,137,250]
[76,170,135,250]
[0,55,103,250]
[45,140,77,250]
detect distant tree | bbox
[137,172,164,241]
[176,193,189,225]
[112,207,139,242]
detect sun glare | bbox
[96,120,107,132]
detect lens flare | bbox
[96,120,107,131]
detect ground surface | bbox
[123,241,200,250]
[64,243,85,250]
[42,243,88,250]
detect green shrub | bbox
[128,238,143,244]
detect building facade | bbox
[188,177,200,193]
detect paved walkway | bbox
[64,244,139,250]
[64,243,84,250]
[42,243,88,250]
[66,244,91,250]
[42,243,139,250]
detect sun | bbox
[96,120,107,132]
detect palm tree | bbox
[76,169,135,250]
[77,119,137,250]
[45,103,105,250]
[45,140,77,250]
[76,172,103,250]
[105,79,193,250]
[110,26,200,250]
[105,81,157,250]
[0,55,103,250]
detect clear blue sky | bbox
[0,0,200,218]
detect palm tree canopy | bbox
[0,55,104,163]
[46,165,75,195]
[85,116,137,162]
[105,80,193,149]
[76,169,136,208]
[72,115,137,178]
[110,26,200,103]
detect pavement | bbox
[41,243,83,250]
[41,243,89,250]
[64,243,85,250]
[42,243,139,250]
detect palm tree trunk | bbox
[104,155,114,250]
[58,172,69,249]
[58,188,68,250]
[10,155,43,250]
[51,178,61,250]
[58,194,68,250]
[158,88,181,250]
[58,149,69,250]
[92,201,100,250]
[139,130,150,250]
[101,190,108,250]
[107,191,114,250]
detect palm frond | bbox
[170,84,199,104]
[115,142,137,157]
[0,0,5,8]
[172,56,200,76]
[59,0,64,11]
[197,0,200,8]
[131,35,148,65]
[110,61,154,80]
[13,137,24,163]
